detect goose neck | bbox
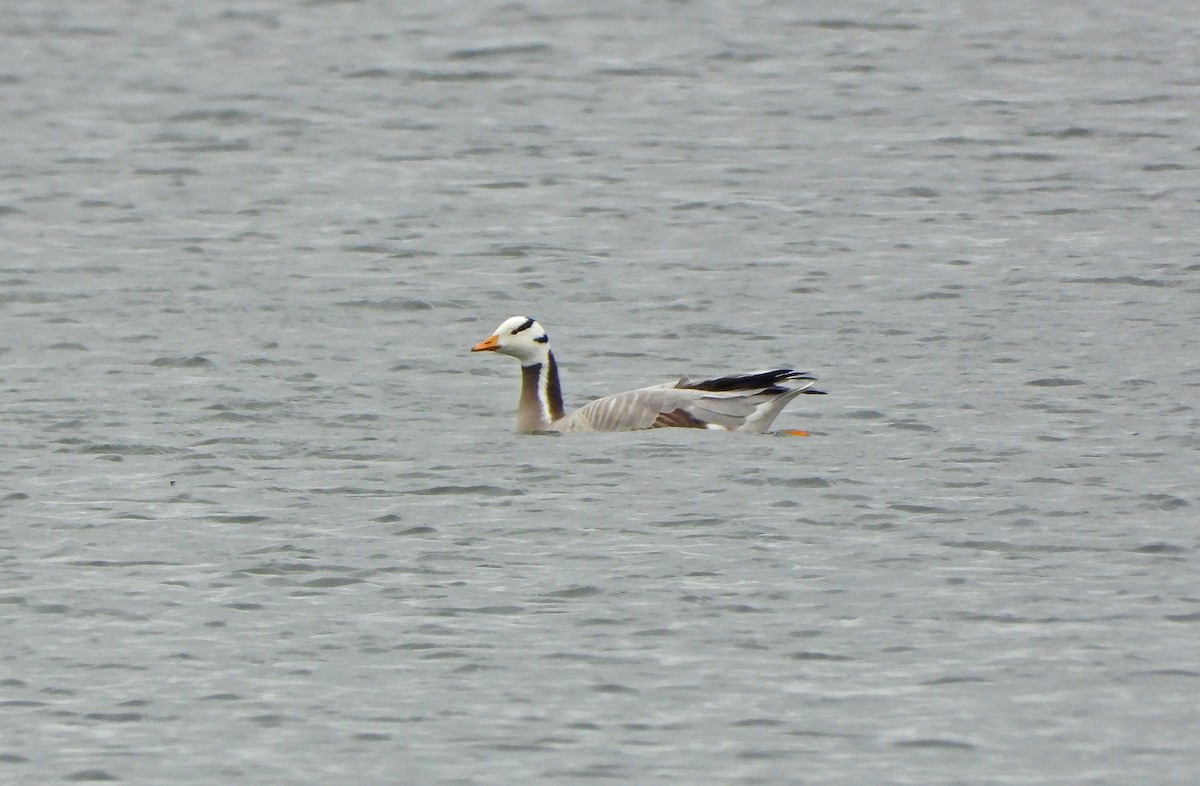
[517,350,565,432]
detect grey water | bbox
[2,1,1198,784]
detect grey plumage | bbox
[560,372,822,433]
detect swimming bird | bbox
[471,316,825,434]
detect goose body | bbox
[472,316,825,434]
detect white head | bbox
[471,316,551,365]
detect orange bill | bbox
[472,335,501,352]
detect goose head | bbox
[472,316,551,365]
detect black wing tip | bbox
[682,369,821,392]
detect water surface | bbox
[2,1,1198,784]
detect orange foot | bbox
[784,429,811,437]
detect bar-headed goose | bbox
[472,316,825,434]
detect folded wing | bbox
[556,370,823,433]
